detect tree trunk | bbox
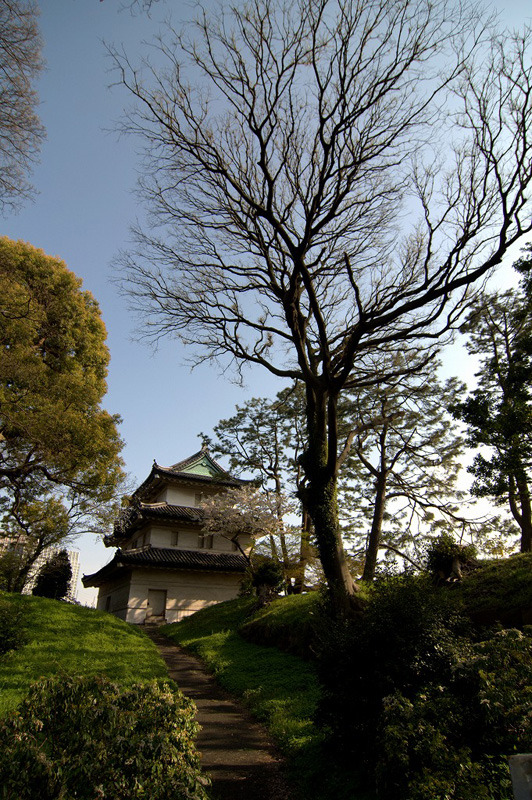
[508,471,532,552]
[517,476,532,552]
[268,533,280,561]
[300,387,359,616]
[12,561,33,593]
[305,471,356,613]
[362,470,387,581]
[293,508,312,594]
[278,529,292,593]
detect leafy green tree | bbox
[0,494,70,593]
[32,549,72,601]
[451,262,532,552]
[0,238,124,499]
[0,238,125,587]
[117,0,532,614]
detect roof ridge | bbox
[82,545,248,586]
[168,447,230,476]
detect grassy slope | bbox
[457,552,532,623]
[161,558,532,797]
[161,596,327,797]
[238,592,322,658]
[0,592,167,716]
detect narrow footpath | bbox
[145,628,294,800]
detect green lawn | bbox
[0,592,167,716]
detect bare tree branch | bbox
[113,0,532,612]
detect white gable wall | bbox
[155,484,221,505]
[124,524,252,557]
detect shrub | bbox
[0,596,27,656]
[0,675,210,800]
[32,549,72,600]
[376,628,532,799]
[317,574,532,799]
[426,532,477,581]
[317,575,468,768]
[250,556,284,605]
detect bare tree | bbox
[0,0,44,212]
[114,0,532,614]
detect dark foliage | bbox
[252,557,284,591]
[0,596,27,656]
[376,629,532,799]
[32,550,72,600]
[316,575,531,799]
[317,576,467,760]
[0,675,209,800]
[426,532,477,581]
[244,556,285,605]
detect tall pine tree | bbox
[451,253,532,551]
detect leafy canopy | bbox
[0,237,124,500]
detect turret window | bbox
[199,533,213,549]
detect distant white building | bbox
[23,548,80,601]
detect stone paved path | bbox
[144,628,294,800]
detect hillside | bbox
[0,592,167,715]
[162,556,532,800]
[457,552,532,625]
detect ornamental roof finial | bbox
[199,433,210,451]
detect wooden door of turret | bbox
[147,589,167,619]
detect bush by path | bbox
[317,575,532,800]
[0,675,209,800]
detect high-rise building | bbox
[22,548,80,601]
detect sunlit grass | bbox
[162,597,329,798]
[0,592,167,716]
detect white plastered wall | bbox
[121,567,243,624]
[144,525,250,554]
[148,525,197,549]
[155,484,219,505]
[96,575,132,621]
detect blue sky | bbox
[3,0,532,602]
